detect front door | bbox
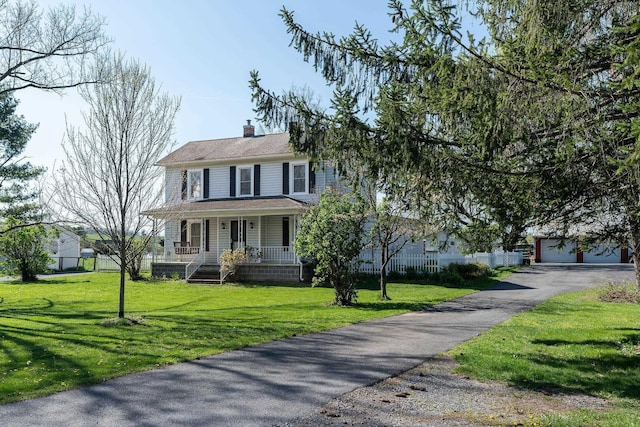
[230,220,247,250]
[190,222,201,249]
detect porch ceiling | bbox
[143,196,310,218]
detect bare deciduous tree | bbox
[364,183,425,300]
[0,0,109,96]
[55,54,180,319]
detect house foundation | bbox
[151,262,314,283]
[152,262,188,279]
[236,263,314,283]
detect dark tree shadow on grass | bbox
[509,332,640,400]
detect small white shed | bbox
[48,226,81,271]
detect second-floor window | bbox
[291,162,307,194]
[293,164,305,193]
[188,170,202,200]
[239,166,252,196]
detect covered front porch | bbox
[144,197,310,281]
[167,214,301,265]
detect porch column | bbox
[201,218,205,252]
[216,217,220,262]
[258,216,262,250]
[151,218,157,263]
[293,214,299,262]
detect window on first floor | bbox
[189,221,201,247]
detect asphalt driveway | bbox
[0,264,634,426]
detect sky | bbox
[15,0,399,173]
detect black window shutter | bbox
[205,220,210,252]
[282,162,289,195]
[203,168,209,199]
[230,166,236,197]
[181,170,187,200]
[282,217,290,246]
[308,162,316,193]
[180,220,187,242]
[254,164,261,196]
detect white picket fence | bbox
[97,251,523,275]
[359,250,522,275]
[359,251,440,274]
[439,252,523,269]
[96,254,161,272]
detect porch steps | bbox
[187,264,223,284]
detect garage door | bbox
[583,243,621,263]
[540,239,577,263]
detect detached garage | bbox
[583,243,623,263]
[537,238,577,263]
[535,237,629,263]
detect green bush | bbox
[442,262,492,280]
[386,270,403,281]
[403,266,417,279]
[294,190,367,305]
[430,271,465,287]
[0,217,57,281]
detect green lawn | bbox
[451,285,640,426]
[0,270,512,404]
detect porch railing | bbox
[258,246,297,264]
[185,250,206,280]
[175,246,200,255]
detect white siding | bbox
[56,228,81,258]
[218,220,230,254]
[205,218,219,263]
[165,168,183,202]
[245,217,260,248]
[48,227,81,271]
[209,166,229,199]
[164,220,180,256]
[390,233,461,255]
[164,158,341,201]
[261,216,285,246]
[289,193,318,203]
[260,162,281,196]
[207,161,299,199]
[315,162,340,193]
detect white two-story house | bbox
[145,120,340,282]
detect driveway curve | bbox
[0,264,634,426]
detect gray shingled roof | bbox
[143,196,309,217]
[157,133,291,165]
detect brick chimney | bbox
[243,119,255,138]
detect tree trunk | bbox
[380,246,390,300]
[631,235,640,292]
[632,252,640,291]
[118,263,126,318]
[503,229,520,252]
[118,224,126,319]
[630,221,640,292]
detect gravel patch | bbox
[282,355,609,427]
